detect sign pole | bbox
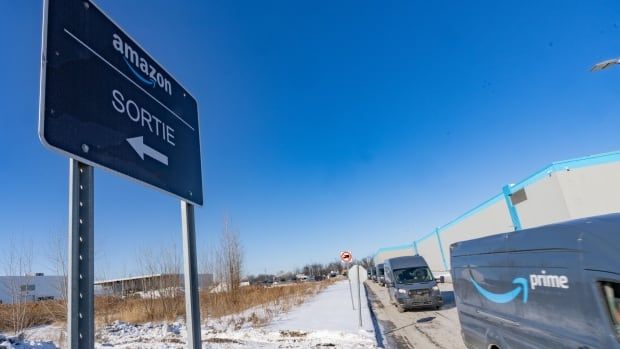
[347,262,355,310]
[344,262,355,310]
[357,264,362,327]
[67,159,94,349]
[181,201,202,349]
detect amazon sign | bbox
[39,0,203,205]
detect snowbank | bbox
[0,333,56,349]
[2,280,379,348]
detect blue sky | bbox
[1,1,620,278]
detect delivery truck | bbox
[376,263,385,286]
[451,213,620,349]
[384,255,443,312]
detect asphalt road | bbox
[366,280,467,349]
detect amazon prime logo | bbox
[112,33,172,95]
[470,270,569,304]
[530,270,569,290]
[471,276,529,304]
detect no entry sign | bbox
[340,251,353,263]
[39,0,203,205]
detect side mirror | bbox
[436,276,445,283]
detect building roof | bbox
[94,274,165,285]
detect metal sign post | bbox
[347,265,368,328]
[67,159,94,349]
[356,265,362,327]
[347,262,355,310]
[340,252,355,310]
[181,201,202,348]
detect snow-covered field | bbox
[1,281,379,348]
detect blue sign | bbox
[39,0,203,205]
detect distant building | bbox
[0,273,64,304]
[95,273,213,297]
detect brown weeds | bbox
[0,279,336,332]
[0,300,65,332]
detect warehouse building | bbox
[375,150,620,272]
[0,273,64,304]
[95,273,213,297]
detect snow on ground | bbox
[0,333,56,349]
[269,280,374,333]
[0,324,64,349]
[200,280,377,348]
[1,280,379,348]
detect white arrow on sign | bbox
[127,136,168,166]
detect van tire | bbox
[397,305,405,313]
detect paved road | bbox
[367,281,467,349]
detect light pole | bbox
[591,57,620,72]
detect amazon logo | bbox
[469,270,569,304]
[112,33,172,95]
[470,276,529,304]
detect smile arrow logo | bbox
[127,136,168,166]
[124,57,155,87]
[470,276,528,304]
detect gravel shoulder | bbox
[366,281,467,349]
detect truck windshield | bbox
[602,281,620,338]
[393,267,433,284]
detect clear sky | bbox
[1,1,620,278]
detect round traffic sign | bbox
[340,251,352,263]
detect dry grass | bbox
[0,300,65,333]
[95,292,185,325]
[0,279,337,332]
[202,281,327,318]
[91,279,335,327]
[202,280,334,329]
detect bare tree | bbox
[46,231,68,305]
[48,232,68,303]
[136,243,183,321]
[1,239,35,334]
[326,260,343,275]
[360,256,374,270]
[216,217,243,302]
[200,245,216,290]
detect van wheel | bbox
[397,305,405,313]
